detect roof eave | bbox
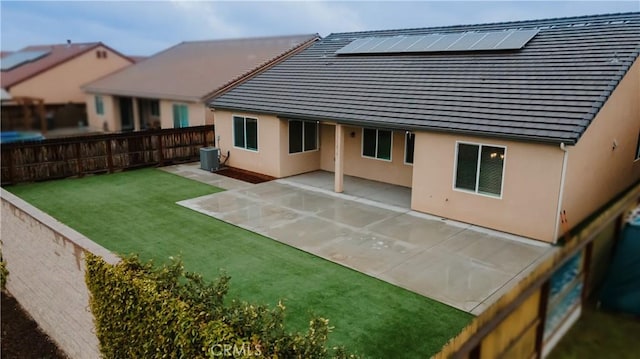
[210,104,578,146]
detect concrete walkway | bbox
[167,164,555,315]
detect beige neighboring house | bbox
[82,34,319,132]
[211,13,640,243]
[0,42,133,129]
[1,42,132,104]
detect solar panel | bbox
[369,36,406,52]
[429,33,465,51]
[495,29,539,49]
[469,31,510,50]
[406,34,443,51]
[447,32,487,50]
[335,28,539,55]
[1,50,50,71]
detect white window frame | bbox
[404,131,415,165]
[452,141,507,199]
[288,120,319,154]
[361,128,393,162]
[232,115,259,152]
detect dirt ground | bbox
[215,166,275,184]
[1,292,67,359]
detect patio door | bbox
[119,97,134,132]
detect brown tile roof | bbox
[83,34,319,102]
[1,42,132,89]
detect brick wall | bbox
[1,189,119,359]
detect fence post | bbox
[75,142,84,177]
[157,133,164,166]
[105,139,114,173]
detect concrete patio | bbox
[166,163,556,315]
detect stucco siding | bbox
[214,110,281,177]
[561,58,640,235]
[11,46,131,104]
[86,93,118,132]
[411,132,564,242]
[159,100,206,129]
[279,119,321,177]
[318,124,412,187]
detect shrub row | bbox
[85,254,357,358]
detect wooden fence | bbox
[1,126,215,185]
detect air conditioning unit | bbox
[200,147,220,171]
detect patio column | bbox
[335,123,344,193]
[132,98,141,131]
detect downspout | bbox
[553,142,569,243]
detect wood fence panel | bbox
[1,126,214,185]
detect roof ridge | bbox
[328,12,640,37]
[180,33,319,45]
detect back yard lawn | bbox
[8,168,471,358]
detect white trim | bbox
[232,114,259,152]
[404,131,415,166]
[452,140,506,199]
[287,119,319,154]
[553,143,569,242]
[361,128,393,162]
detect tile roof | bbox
[1,42,129,89]
[83,34,319,102]
[211,13,640,144]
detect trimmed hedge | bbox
[85,254,357,358]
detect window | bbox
[233,115,258,151]
[150,100,160,117]
[362,128,392,160]
[95,95,104,115]
[454,142,505,197]
[405,132,415,164]
[289,120,318,153]
[172,104,189,128]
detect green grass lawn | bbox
[548,303,640,359]
[8,168,472,358]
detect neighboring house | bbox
[0,42,133,129]
[83,34,319,132]
[210,13,640,243]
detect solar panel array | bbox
[1,50,51,71]
[335,29,539,55]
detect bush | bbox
[85,253,357,358]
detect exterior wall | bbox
[159,100,207,129]
[278,119,321,177]
[214,109,282,177]
[10,45,131,104]
[411,132,564,242]
[561,58,640,236]
[1,189,119,359]
[319,124,413,187]
[87,96,207,132]
[86,93,118,132]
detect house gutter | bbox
[553,142,569,243]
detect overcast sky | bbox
[1,1,638,56]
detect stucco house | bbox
[1,42,133,129]
[82,34,319,132]
[210,12,640,244]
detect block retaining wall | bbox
[1,188,119,358]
